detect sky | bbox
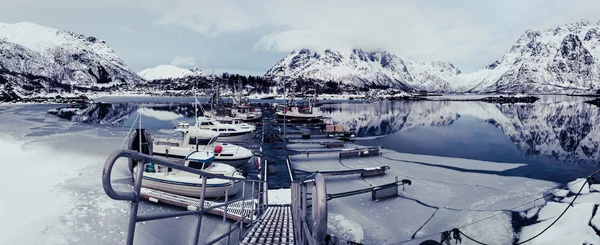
[2,0,600,75]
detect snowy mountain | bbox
[0,21,143,101]
[266,21,600,94]
[138,65,204,81]
[264,48,461,92]
[455,20,600,93]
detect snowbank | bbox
[267,189,291,205]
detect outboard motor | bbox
[127,128,153,173]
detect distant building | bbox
[417,90,428,96]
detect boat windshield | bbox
[187,160,212,170]
[189,137,211,146]
[208,136,218,145]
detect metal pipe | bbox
[313,173,328,245]
[223,186,229,222]
[263,160,268,209]
[251,181,255,225]
[193,177,208,245]
[125,162,146,245]
[239,181,246,241]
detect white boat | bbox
[213,116,257,127]
[195,116,255,141]
[230,106,262,122]
[133,151,243,198]
[275,105,324,121]
[275,89,324,122]
[229,89,262,122]
[153,123,253,167]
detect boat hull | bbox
[152,143,253,168]
[140,176,241,198]
[275,113,324,122]
[133,167,243,198]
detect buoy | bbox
[214,144,223,154]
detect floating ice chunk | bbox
[519,203,599,245]
[525,207,540,219]
[537,202,569,221]
[551,189,569,197]
[567,178,589,195]
[560,192,600,205]
[591,184,600,192]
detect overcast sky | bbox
[2,0,600,75]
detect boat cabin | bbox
[184,151,216,170]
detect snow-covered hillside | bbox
[264,48,461,92]
[455,20,600,93]
[0,22,143,101]
[138,65,204,81]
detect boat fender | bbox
[214,144,223,154]
[127,128,153,173]
[148,197,159,203]
[187,206,198,211]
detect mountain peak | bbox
[138,64,203,81]
[0,21,143,100]
[265,48,461,92]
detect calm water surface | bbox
[60,95,600,182]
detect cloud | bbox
[170,56,197,68]
[121,26,135,33]
[149,0,264,37]
[145,0,600,71]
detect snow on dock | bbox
[288,140,559,244]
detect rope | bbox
[119,112,141,149]
[390,170,600,245]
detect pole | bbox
[194,86,198,125]
[139,105,142,154]
[283,69,286,145]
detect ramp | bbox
[241,205,294,244]
[140,187,257,223]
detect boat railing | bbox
[291,172,328,245]
[102,149,269,245]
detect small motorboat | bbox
[153,122,253,167]
[133,150,243,198]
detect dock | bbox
[101,104,388,245]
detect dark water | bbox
[53,95,600,182]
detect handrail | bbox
[291,172,328,245]
[101,149,268,245]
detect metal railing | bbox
[102,149,269,245]
[291,173,328,245]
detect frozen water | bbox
[290,143,558,244]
